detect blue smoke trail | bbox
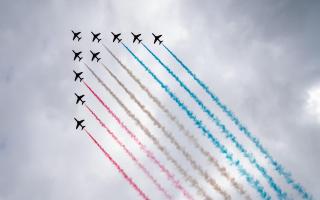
[142,43,287,199]
[162,45,311,200]
[163,44,311,199]
[122,43,271,200]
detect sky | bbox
[0,0,319,199]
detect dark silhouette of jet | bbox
[71,30,81,41]
[72,50,83,61]
[73,70,84,82]
[152,33,163,45]
[74,118,85,130]
[131,32,142,44]
[75,93,85,105]
[111,32,122,43]
[91,32,101,43]
[90,50,101,62]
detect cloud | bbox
[0,0,319,199]
[306,85,320,123]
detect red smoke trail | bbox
[85,105,173,200]
[83,81,193,200]
[84,128,150,200]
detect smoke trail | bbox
[84,128,150,200]
[83,80,194,200]
[85,105,173,200]
[163,45,311,200]
[83,64,210,200]
[100,62,230,200]
[142,43,287,199]
[103,44,251,200]
[122,42,271,200]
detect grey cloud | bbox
[1,0,319,199]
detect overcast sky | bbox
[1,0,319,199]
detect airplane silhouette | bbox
[111,32,122,43]
[73,70,84,82]
[71,30,81,41]
[152,33,163,45]
[90,50,101,62]
[75,93,85,105]
[74,118,85,130]
[131,32,142,44]
[91,32,101,43]
[72,50,83,61]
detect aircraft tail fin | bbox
[78,37,81,41]
[98,38,101,43]
[159,40,163,45]
[80,77,83,82]
[118,39,122,43]
[138,39,142,44]
[82,101,86,105]
[81,126,85,130]
[97,58,101,62]
[79,57,83,61]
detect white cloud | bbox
[306,85,320,122]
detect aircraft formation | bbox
[72,31,163,66]
[73,69,85,130]
[72,31,163,44]
[71,31,163,131]
[72,31,85,130]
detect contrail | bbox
[122,42,271,200]
[83,80,194,200]
[163,44,311,200]
[84,128,150,200]
[103,44,251,200]
[142,43,287,199]
[100,62,230,200]
[83,63,210,200]
[85,104,173,200]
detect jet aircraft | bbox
[90,50,101,62]
[131,32,142,44]
[72,50,83,61]
[91,32,101,43]
[75,93,85,105]
[73,70,84,82]
[111,32,122,43]
[152,33,163,45]
[72,30,81,41]
[74,118,85,130]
